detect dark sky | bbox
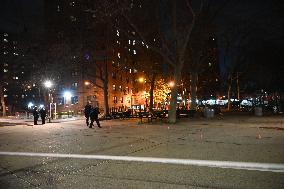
[1,0,283,91]
[216,0,284,90]
[0,0,44,35]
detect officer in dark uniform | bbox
[89,106,101,128]
[39,107,47,124]
[84,102,92,126]
[33,106,39,125]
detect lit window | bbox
[70,15,77,22]
[4,63,8,67]
[71,96,79,104]
[146,45,149,49]
[129,69,132,73]
[72,71,78,76]
[133,40,135,45]
[4,95,8,98]
[113,84,116,91]
[133,69,138,73]
[69,1,75,6]
[209,62,212,67]
[116,30,120,36]
[57,5,60,12]
[133,50,136,55]
[119,85,122,91]
[117,52,120,58]
[4,69,8,72]
[113,96,117,103]
[112,72,117,79]
[72,82,78,88]
[4,51,8,55]
[3,38,8,42]
[4,33,8,37]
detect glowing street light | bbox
[44,80,53,88]
[139,77,144,83]
[169,81,175,88]
[43,80,55,120]
[28,102,34,109]
[63,91,72,99]
[84,81,91,86]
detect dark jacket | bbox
[84,104,92,117]
[33,108,39,118]
[39,108,47,118]
[90,107,100,119]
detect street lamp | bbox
[63,90,72,118]
[63,91,72,104]
[84,81,91,86]
[44,80,54,120]
[28,102,34,109]
[44,80,53,88]
[169,81,175,88]
[139,77,144,83]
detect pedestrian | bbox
[84,101,92,127]
[89,105,101,128]
[39,107,47,124]
[33,106,39,125]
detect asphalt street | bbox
[0,116,284,188]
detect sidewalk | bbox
[0,116,84,127]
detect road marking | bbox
[1,151,284,173]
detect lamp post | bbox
[44,80,53,120]
[63,91,72,118]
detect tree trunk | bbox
[149,73,156,112]
[237,72,240,100]
[168,66,181,123]
[103,59,110,118]
[227,77,232,111]
[0,84,6,116]
[190,72,198,110]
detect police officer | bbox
[84,101,92,126]
[39,107,47,124]
[89,106,101,128]
[33,106,39,125]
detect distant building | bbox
[0,32,39,115]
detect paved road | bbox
[0,116,284,188]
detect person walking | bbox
[84,101,92,127]
[33,106,39,125]
[39,107,47,124]
[89,105,101,128]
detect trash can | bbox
[254,107,263,116]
